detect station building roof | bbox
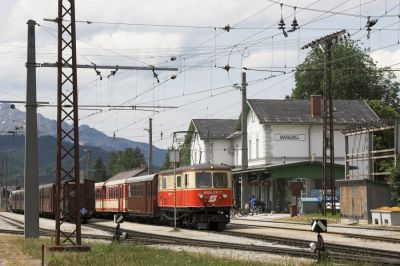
[191,119,237,139]
[247,99,379,124]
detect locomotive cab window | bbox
[195,172,212,188]
[213,172,228,188]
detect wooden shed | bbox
[337,179,396,224]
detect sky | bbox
[1,0,400,150]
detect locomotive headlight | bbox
[222,193,228,199]
[198,192,205,199]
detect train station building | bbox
[189,95,379,212]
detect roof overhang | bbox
[233,161,355,179]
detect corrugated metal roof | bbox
[192,119,237,139]
[126,174,157,183]
[247,99,379,124]
[105,168,147,185]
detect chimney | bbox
[310,95,321,117]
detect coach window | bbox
[213,172,228,188]
[176,176,181,188]
[195,172,212,188]
[162,177,167,189]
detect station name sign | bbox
[275,134,306,141]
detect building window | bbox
[256,138,259,159]
[248,140,252,159]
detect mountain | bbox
[0,135,109,185]
[0,103,166,167]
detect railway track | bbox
[230,219,400,244]
[220,230,400,261]
[234,217,400,232]
[86,222,400,265]
[1,214,399,265]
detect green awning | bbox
[232,161,349,179]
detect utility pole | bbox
[148,118,153,174]
[302,30,346,216]
[240,72,248,209]
[4,160,7,210]
[25,19,39,238]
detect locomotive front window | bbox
[195,172,212,188]
[213,172,228,188]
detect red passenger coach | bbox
[158,164,232,230]
[95,171,159,220]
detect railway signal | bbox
[310,218,328,262]
[113,214,125,242]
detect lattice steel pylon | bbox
[55,0,81,246]
[302,30,346,216]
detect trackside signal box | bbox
[311,218,327,233]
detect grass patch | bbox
[276,213,340,224]
[11,237,303,266]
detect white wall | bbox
[190,132,234,166]
[269,124,347,165]
[247,109,268,167]
[190,133,207,165]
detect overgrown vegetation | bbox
[12,237,290,266]
[292,39,400,110]
[277,212,340,224]
[389,167,400,204]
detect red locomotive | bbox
[95,164,232,230]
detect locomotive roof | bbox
[39,183,54,189]
[159,163,231,175]
[95,182,105,187]
[10,189,24,194]
[126,174,157,183]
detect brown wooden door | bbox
[146,182,152,214]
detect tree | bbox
[389,167,400,205]
[292,39,400,109]
[93,157,107,182]
[179,123,195,167]
[160,152,171,170]
[109,148,145,176]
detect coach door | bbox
[118,185,124,212]
[146,181,152,214]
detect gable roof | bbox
[247,99,379,124]
[191,119,237,139]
